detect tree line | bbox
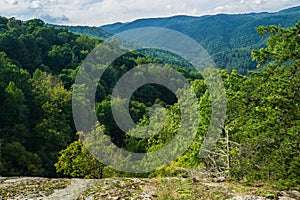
[0,16,299,189]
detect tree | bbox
[228,22,300,187]
[1,142,43,176]
[55,139,105,179]
[31,70,73,176]
[2,82,28,126]
[0,81,30,146]
[0,16,103,177]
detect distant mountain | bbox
[58,7,300,74]
[100,6,300,74]
[53,25,111,39]
[101,6,300,50]
[101,22,128,34]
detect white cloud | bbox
[5,0,18,5]
[31,0,42,9]
[0,0,299,25]
[254,0,265,5]
[166,5,173,10]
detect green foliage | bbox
[31,70,73,176]
[0,17,100,74]
[226,22,300,188]
[54,25,111,39]
[1,142,43,176]
[2,81,28,126]
[0,16,99,177]
[55,139,105,179]
[0,14,299,191]
[101,7,300,74]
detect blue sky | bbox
[0,0,299,26]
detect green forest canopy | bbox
[100,6,300,74]
[0,16,299,189]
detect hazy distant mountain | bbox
[99,6,300,74]
[53,25,112,39]
[101,6,300,51]
[59,6,300,74]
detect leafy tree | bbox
[0,14,299,186]
[227,22,300,188]
[96,98,148,147]
[31,70,73,176]
[1,142,43,176]
[46,44,72,73]
[0,82,30,147]
[0,16,102,176]
[2,82,28,125]
[55,139,105,179]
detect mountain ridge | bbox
[100,6,300,34]
[98,6,300,74]
[59,6,300,74]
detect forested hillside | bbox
[0,16,101,176]
[0,16,299,190]
[53,25,111,39]
[0,16,196,177]
[100,6,300,74]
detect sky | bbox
[0,0,299,26]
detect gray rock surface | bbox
[230,196,266,200]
